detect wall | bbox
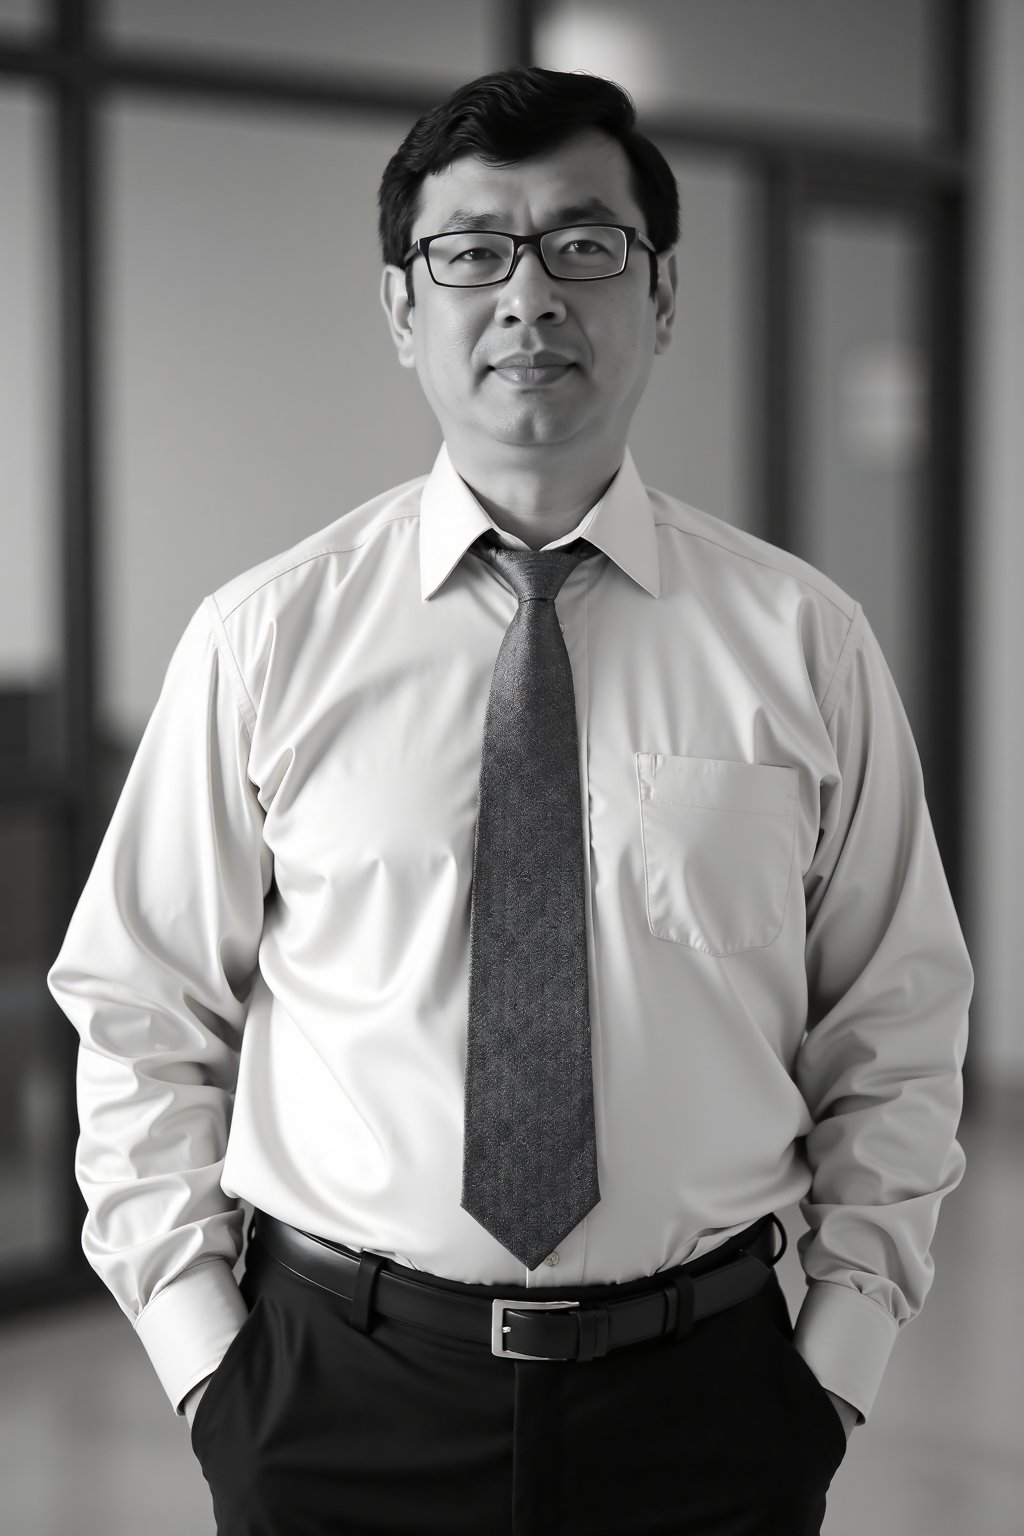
[967,0,1024,1085]
[0,88,56,687]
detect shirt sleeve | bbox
[792,608,973,1421]
[47,600,272,1413]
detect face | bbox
[381,130,677,476]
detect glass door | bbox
[793,201,932,755]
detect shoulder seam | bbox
[202,594,257,740]
[652,516,856,621]
[217,511,421,621]
[819,604,865,727]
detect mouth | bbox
[490,353,575,387]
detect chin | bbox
[485,410,581,448]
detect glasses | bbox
[402,224,656,289]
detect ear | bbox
[380,264,417,370]
[653,248,678,356]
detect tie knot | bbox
[476,535,593,603]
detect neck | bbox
[448,442,624,549]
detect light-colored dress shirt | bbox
[48,444,972,1424]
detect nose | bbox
[493,247,567,326]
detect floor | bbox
[1,1091,1021,1536]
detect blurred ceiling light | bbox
[534,2,665,105]
[840,343,927,470]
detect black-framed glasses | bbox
[402,224,657,289]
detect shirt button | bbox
[544,1251,560,1266]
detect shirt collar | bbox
[419,442,661,601]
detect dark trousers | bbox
[191,1236,848,1536]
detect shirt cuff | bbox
[791,1279,900,1423]
[133,1258,250,1414]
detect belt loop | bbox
[768,1213,788,1265]
[669,1273,695,1339]
[349,1252,385,1334]
[574,1307,610,1362]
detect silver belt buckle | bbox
[490,1297,580,1360]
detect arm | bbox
[793,612,972,1422]
[48,602,272,1414]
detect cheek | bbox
[612,305,657,374]
[416,310,480,390]
[580,288,653,362]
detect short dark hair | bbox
[378,66,679,300]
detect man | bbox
[49,67,971,1536]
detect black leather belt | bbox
[252,1211,784,1364]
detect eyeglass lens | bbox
[425,225,629,287]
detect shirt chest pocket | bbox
[635,754,798,956]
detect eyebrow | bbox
[434,199,624,234]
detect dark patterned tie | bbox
[461,533,601,1270]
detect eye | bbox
[547,227,622,262]
[450,246,502,265]
[433,232,509,268]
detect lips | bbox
[491,351,574,369]
[490,350,576,385]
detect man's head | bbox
[378,67,679,491]
[378,67,679,301]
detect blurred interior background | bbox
[0,2,1021,1532]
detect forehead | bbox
[411,130,643,238]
